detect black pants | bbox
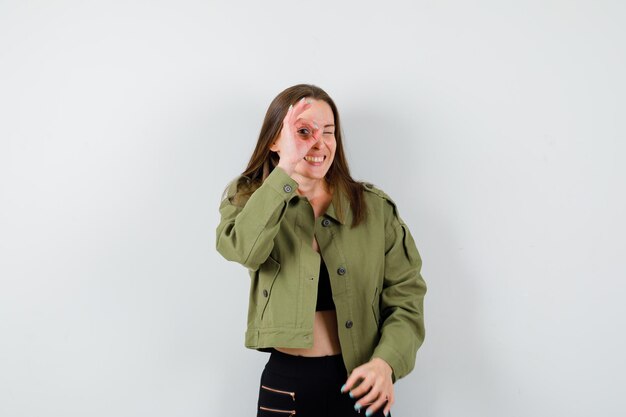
[257,349,389,417]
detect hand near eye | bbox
[342,357,394,417]
[273,97,321,176]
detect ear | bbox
[269,140,279,152]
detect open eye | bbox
[297,128,311,136]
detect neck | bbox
[294,175,331,202]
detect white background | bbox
[1,1,625,416]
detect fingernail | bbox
[340,384,346,393]
[365,410,372,417]
[300,97,306,103]
[306,98,312,104]
[354,403,361,411]
[288,104,293,111]
[384,411,389,417]
[349,391,354,399]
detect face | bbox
[281,99,337,182]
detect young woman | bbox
[216,84,426,417]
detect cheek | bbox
[328,140,337,155]
[325,135,336,148]
[327,146,337,163]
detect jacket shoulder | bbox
[360,181,406,225]
[361,181,397,206]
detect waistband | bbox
[265,348,346,378]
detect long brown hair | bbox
[229,84,367,228]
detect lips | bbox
[303,155,326,163]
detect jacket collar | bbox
[325,186,350,225]
[292,184,351,226]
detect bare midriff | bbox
[275,231,342,357]
[275,310,342,356]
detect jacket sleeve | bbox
[215,166,299,271]
[370,198,427,382]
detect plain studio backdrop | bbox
[1,1,625,416]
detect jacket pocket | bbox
[371,287,381,328]
[259,256,281,321]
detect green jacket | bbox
[215,166,426,381]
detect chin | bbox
[305,173,328,180]
[295,169,329,181]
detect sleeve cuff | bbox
[371,344,405,383]
[264,166,299,198]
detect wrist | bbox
[371,357,393,376]
[277,160,296,176]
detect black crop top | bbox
[316,257,336,311]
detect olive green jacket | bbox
[215,166,426,381]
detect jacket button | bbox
[337,267,346,275]
[283,184,293,193]
[263,289,268,297]
[345,320,353,329]
[322,218,331,227]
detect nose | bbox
[312,132,326,148]
[311,122,324,143]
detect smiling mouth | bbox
[303,155,326,163]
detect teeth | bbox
[304,155,324,163]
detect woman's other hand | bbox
[270,97,321,176]
[342,357,394,416]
